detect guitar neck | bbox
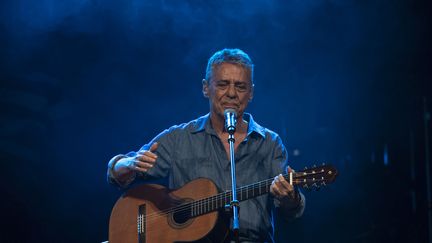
[187,164,337,217]
[189,175,286,217]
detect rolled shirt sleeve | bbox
[270,135,306,220]
[107,126,177,189]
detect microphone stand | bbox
[227,130,240,242]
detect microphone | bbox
[224,109,237,135]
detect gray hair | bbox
[205,48,254,83]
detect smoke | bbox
[0,0,430,241]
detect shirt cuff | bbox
[107,154,136,189]
[274,190,306,219]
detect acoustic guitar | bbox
[109,164,338,243]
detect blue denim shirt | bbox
[108,113,305,242]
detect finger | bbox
[279,175,299,200]
[149,142,159,152]
[275,175,294,197]
[274,174,288,188]
[277,175,294,192]
[126,159,149,173]
[133,165,150,173]
[144,150,158,159]
[287,166,295,173]
[135,160,154,170]
[270,177,282,197]
[136,149,158,160]
[135,154,157,163]
[137,150,158,159]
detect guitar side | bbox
[109,178,227,243]
[109,164,338,242]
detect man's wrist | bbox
[109,155,136,187]
[280,188,302,208]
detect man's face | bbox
[203,62,254,120]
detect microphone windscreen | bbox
[224,109,237,118]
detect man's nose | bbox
[226,84,237,98]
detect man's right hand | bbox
[113,142,159,178]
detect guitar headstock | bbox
[291,164,338,190]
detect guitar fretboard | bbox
[173,165,336,218]
[189,176,281,217]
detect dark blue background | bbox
[1,0,431,242]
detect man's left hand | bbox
[270,167,299,204]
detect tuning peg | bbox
[312,183,321,191]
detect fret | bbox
[203,200,205,214]
[204,199,206,214]
[191,174,288,217]
[169,165,337,221]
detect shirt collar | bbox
[191,113,266,138]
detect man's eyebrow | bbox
[216,79,248,83]
[215,79,229,83]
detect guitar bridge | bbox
[137,204,146,243]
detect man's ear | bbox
[202,79,209,98]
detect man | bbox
[107,48,305,242]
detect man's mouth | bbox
[223,104,238,109]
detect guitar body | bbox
[109,164,338,242]
[109,178,229,243]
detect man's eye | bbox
[236,84,247,91]
[217,83,228,88]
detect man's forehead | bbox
[211,63,252,81]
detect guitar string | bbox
[135,169,334,235]
[142,177,276,221]
[140,171,331,222]
[141,170,332,221]
[141,178,309,229]
[142,175,329,223]
[141,178,323,223]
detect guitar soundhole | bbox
[172,206,192,224]
[168,200,194,229]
